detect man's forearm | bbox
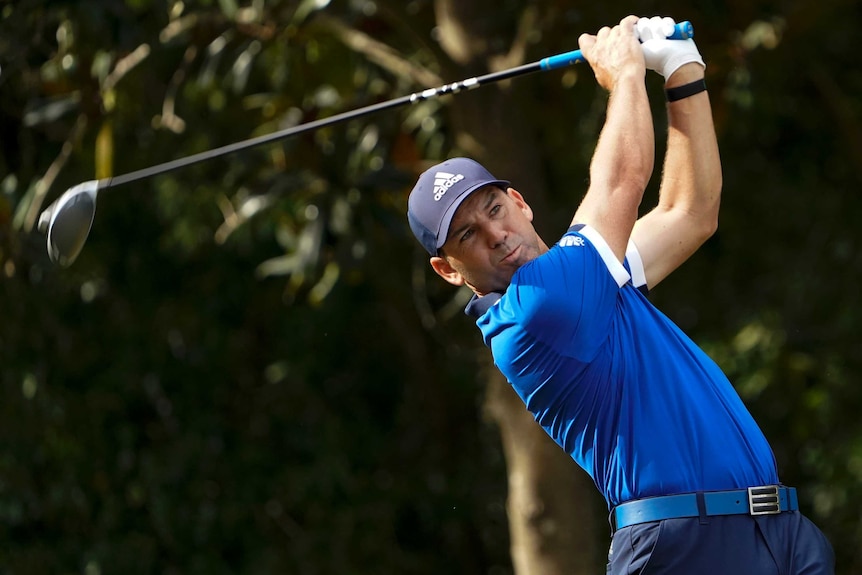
[573,74,655,260]
[628,62,721,288]
[592,75,655,197]
[660,64,722,221]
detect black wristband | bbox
[665,79,707,102]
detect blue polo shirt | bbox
[467,225,778,508]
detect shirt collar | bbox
[464,292,503,319]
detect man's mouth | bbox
[500,245,520,265]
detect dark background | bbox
[1,0,860,573]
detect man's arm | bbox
[572,16,655,263]
[630,24,722,288]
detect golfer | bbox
[407,15,834,574]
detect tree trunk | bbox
[433,1,602,572]
[483,360,602,574]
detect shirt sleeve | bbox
[624,239,649,293]
[577,226,631,287]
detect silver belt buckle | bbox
[748,485,781,515]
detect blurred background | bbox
[1,0,861,573]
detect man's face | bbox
[431,185,545,295]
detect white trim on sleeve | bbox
[625,240,647,289]
[577,226,631,288]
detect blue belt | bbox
[611,485,798,533]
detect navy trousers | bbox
[606,512,834,574]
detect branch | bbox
[313,14,443,88]
[152,45,198,134]
[159,13,200,44]
[372,0,449,64]
[23,41,153,231]
[489,5,537,72]
[20,114,88,232]
[214,191,276,245]
[432,0,487,66]
[103,43,152,93]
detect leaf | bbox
[22,94,81,127]
[95,119,114,180]
[230,40,261,94]
[218,0,239,19]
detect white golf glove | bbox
[637,16,705,79]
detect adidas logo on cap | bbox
[432,172,465,201]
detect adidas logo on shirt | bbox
[433,172,465,201]
[560,235,585,247]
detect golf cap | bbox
[407,157,510,255]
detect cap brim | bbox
[435,179,510,252]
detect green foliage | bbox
[2,0,862,573]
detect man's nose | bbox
[485,222,508,247]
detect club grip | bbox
[669,20,694,40]
[539,20,694,71]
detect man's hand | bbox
[637,16,704,80]
[579,15,646,92]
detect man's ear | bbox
[507,187,533,221]
[430,256,465,287]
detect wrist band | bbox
[665,79,707,102]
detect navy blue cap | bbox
[407,157,510,255]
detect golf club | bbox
[38,21,694,267]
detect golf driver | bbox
[38,21,694,267]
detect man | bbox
[407,15,834,575]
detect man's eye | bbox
[490,205,501,216]
[460,229,474,242]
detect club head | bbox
[39,180,100,267]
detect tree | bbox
[2,0,862,573]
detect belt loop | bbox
[696,492,709,525]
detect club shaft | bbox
[101,63,546,190]
[100,21,693,191]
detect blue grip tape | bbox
[539,20,694,71]
[540,51,586,70]
[669,21,694,40]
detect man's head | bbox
[407,158,510,256]
[407,158,546,295]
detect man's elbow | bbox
[702,210,719,242]
[699,185,722,241]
